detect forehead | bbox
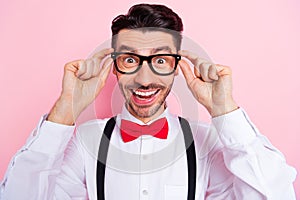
[115,29,176,52]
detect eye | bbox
[155,58,166,64]
[124,57,137,64]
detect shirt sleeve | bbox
[0,115,88,200]
[205,108,297,200]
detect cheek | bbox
[162,76,175,87]
[117,74,134,90]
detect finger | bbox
[199,62,213,82]
[79,59,94,80]
[193,64,201,78]
[92,48,114,60]
[64,59,83,73]
[178,50,208,66]
[179,50,215,82]
[208,64,219,81]
[179,59,197,85]
[76,60,87,77]
[91,57,101,76]
[216,64,232,77]
[98,57,113,82]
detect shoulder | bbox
[185,119,222,159]
[75,117,115,158]
[77,118,111,133]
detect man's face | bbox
[113,29,178,122]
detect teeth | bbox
[133,90,157,97]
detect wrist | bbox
[47,96,77,125]
[208,100,239,118]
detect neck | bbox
[126,103,167,124]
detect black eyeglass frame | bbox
[111,52,181,76]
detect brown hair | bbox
[111,4,183,50]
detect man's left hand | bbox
[178,50,238,117]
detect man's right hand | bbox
[47,48,114,125]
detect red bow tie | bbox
[120,118,169,143]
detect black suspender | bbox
[96,117,116,200]
[178,116,197,200]
[96,116,196,200]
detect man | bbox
[0,3,297,200]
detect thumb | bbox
[179,59,196,86]
[94,57,113,93]
[98,57,113,80]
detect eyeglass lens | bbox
[116,54,176,74]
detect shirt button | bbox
[142,189,148,195]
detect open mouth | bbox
[130,88,161,106]
[132,89,160,99]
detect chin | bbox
[128,101,165,119]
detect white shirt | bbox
[0,107,297,200]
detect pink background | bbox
[0,0,299,197]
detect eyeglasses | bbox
[111,52,181,76]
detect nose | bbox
[134,60,157,85]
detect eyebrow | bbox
[118,45,135,52]
[117,45,173,54]
[152,46,172,54]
